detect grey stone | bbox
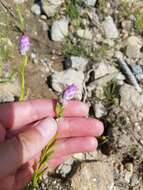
[130,64,143,81]
[71,56,88,71]
[77,28,93,40]
[126,36,142,59]
[0,92,15,103]
[120,84,143,121]
[51,18,69,42]
[42,0,63,17]
[71,162,114,190]
[85,0,97,6]
[0,79,20,103]
[94,61,118,80]
[31,4,41,16]
[89,72,125,88]
[102,16,119,39]
[14,0,27,3]
[94,102,107,118]
[120,84,143,111]
[51,69,84,100]
[124,163,134,183]
[56,158,74,178]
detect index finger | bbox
[0,99,89,130]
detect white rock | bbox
[89,72,125,88]
[71,162,114,190]
[77,28,93,40]
[42,0,63,17]
[120,84,143,111]
[94,102,107,118]
[51,18,69,42]
[94,61,118,79]
[14,0,27,3]
[126,36,142,59]
[51,69,84,100]
[0,79,20,103]
[120,84,143,122]
[56,158,74,178]
[71,56,88,71]
[84,0,97,6]
[0,92,15,103]
[31,4,41,16]
[102,16,119,39]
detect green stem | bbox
[16,4,25,31]
[19,55,28,101]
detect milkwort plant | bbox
[16,4,30,101]
[29,84,78,189]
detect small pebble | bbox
[85,0,97,6]
[77,28,93,40]
[126,36,142,59]
[102,16,119,39]
[51,18,69,42]
[31,4,41,16]
[130,64,143,81]
[63,57,72,70]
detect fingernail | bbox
[90,138,98,149]
[96,121,104,136]
[35,118,57,140]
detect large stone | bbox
[85,0,97,6]
[126,36,142,59]
[71,162,114,190]
[94,102,107,118]
[51,18,69,42]
[42,0,63,17]
[120,84,143,121]
[120,84,143,111]
[71,56,88,71]
[94,61,118,79]
[56,158,74,178]
[31,4,41,16]
[102,16,119,39]
[0,79,20,103]
[51,69,84,100]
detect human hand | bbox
[0,99,104,190]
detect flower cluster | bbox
[19,34,30,55]
[62,84,78,101]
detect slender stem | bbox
[19,55,28,101]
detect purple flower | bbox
[19,34,30,55]
[63,84,78,101]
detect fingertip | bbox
[89,137,98,150]
[94,120,104,137]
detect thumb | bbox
[0,118,57,178]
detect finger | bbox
[0,99,89,130]
[47,156,70,171]
[0,118,57,178]
[0,123,6,142]
[7,117,104,139]
[57,118,104,138]
[15,166,34,190]
[53,137,98,158]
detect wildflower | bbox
[63,84,78,101]
[19,34,30,55]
